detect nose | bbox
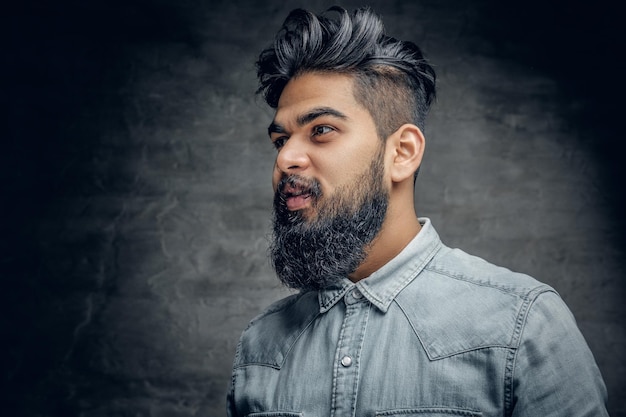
[275,136,310,175]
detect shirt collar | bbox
[318,218,442,313]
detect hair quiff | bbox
[256,6,436,137]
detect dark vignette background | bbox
[2,0,624,415]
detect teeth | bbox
[283,184,306,197]
[281,176,317,201]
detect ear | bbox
[387,124,425,183]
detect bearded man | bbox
[227,6,608,417]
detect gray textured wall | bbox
[4,0,625,415]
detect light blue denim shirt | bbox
[227,218,608,416]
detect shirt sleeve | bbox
[226,334,242,417]
[511,290,608,416]
[226,384,237,417]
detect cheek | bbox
[329,145,376,178]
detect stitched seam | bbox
[424,264,548,296]
[330,301,351,417]
[504,286,555,415]
[376,407,482,415]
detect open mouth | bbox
[285,192,312,211]
[280,178,318,212]
[283,183,311,211]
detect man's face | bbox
[269,72,386,221]
[268,72,390,290]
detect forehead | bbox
[274,72,364,122]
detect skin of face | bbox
[268,70,425,281]
[269,71,385,220]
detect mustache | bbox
[275,175,323,202]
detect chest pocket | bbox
[375,408,482,416]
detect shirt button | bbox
[341,356,353,367]
[352,289,363,299]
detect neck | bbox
[349,205,421,282]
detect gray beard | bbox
[270,152,388,292]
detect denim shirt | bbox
[227,218,608,417]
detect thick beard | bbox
[270,147,388,292]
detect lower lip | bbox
[286,194,312,211]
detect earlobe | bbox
[389,124,425,183]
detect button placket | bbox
[330,292,371,417]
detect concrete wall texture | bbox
[4,0,625,415]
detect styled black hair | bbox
[256,6,436,137]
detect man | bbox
[227,6,608,416]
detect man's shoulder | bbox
[395,245,556,359]
[424,245,551,295]
[233,291,320,368]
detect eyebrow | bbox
[268,107,348,136]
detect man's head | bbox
[267,72,389,291]
[258,6,436,291]
[257,6,436,138]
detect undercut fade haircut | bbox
[256,6,436,139]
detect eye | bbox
[272,136,288,150]
[311,125,334,136]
